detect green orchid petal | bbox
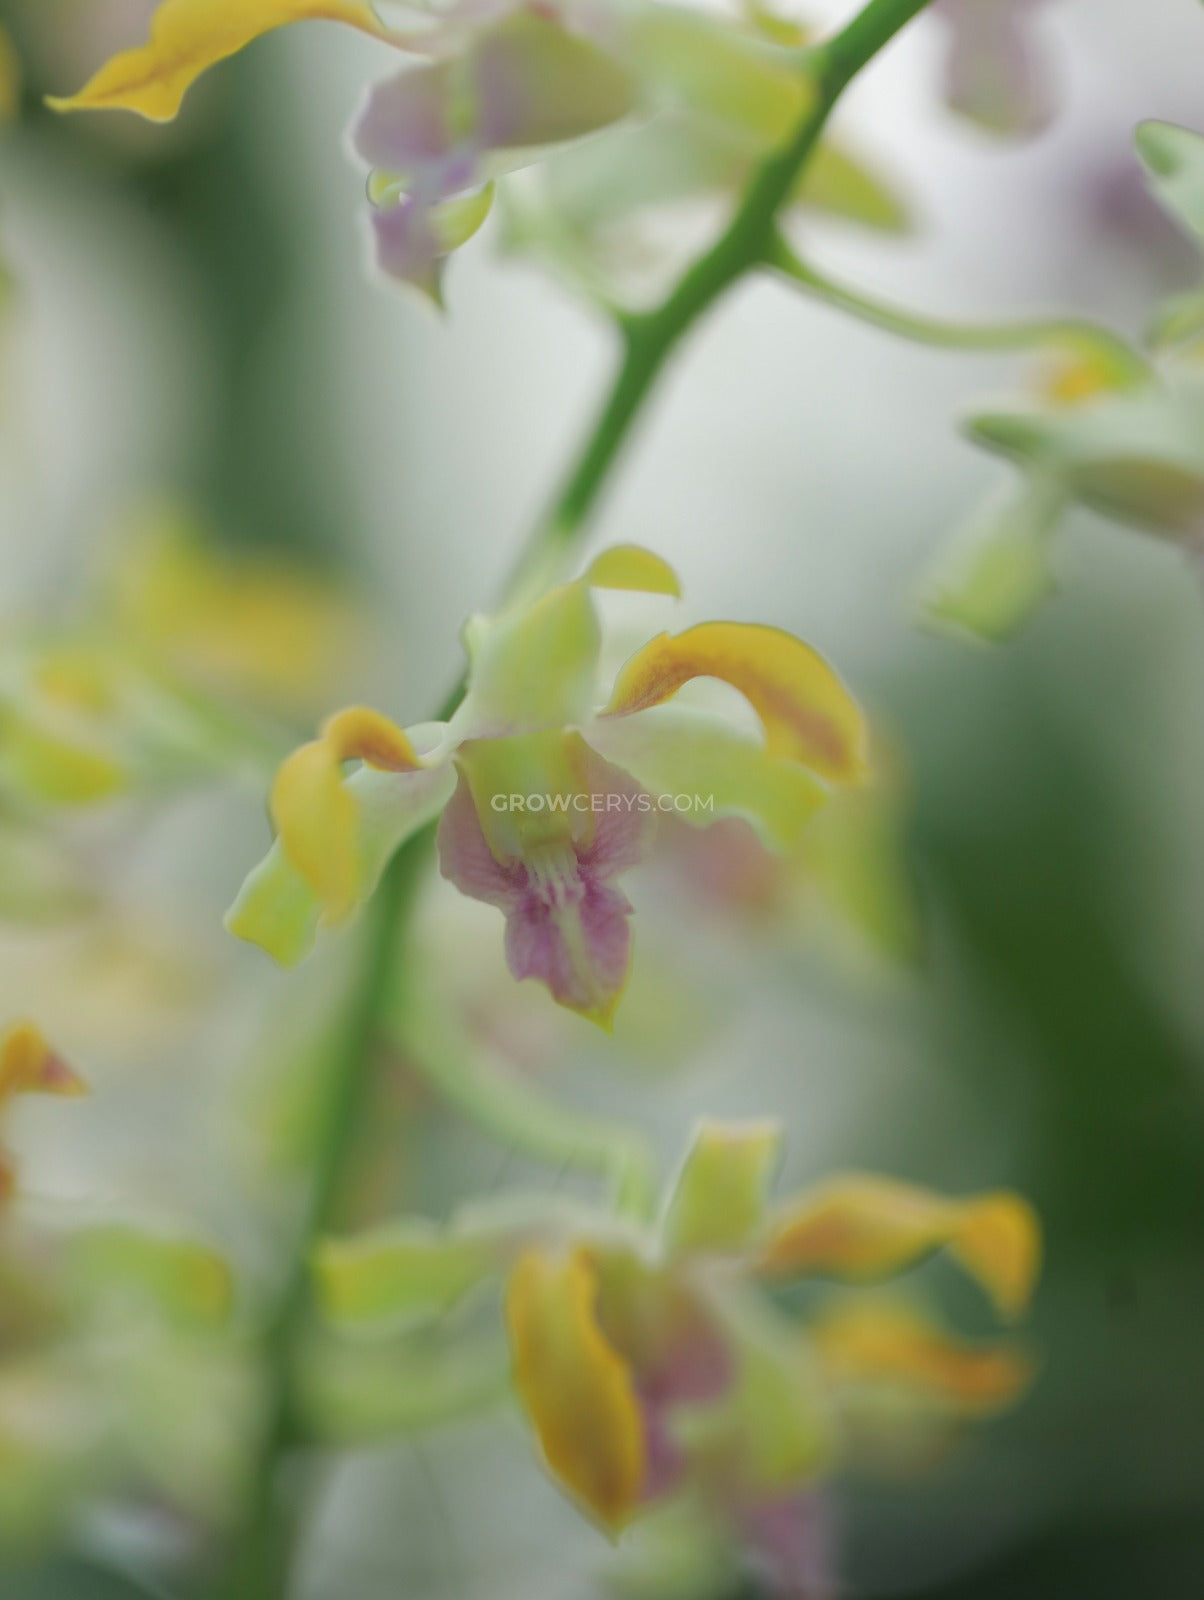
[584,704,829,854]
[227,759,455,966]
[65,1224,233,1325]
[454,547,682,739]
[1136,120,1204,244]
[315,1220,503,1328]
[661,1120,782,1258]
[456,581,603,737]
[794,141,910,234]
[225,840,323,968]
[923,475,1066,642]
[298,1324,511,1443]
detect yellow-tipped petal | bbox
[47,0,388,123]
[506,1248,645,1531]
[758,1175,1041,1321]
[0,1022,87,1103]
[949,1193,1043,1321]
[270,740,359,922]
[269,707,421,921]
[813,1299,1035,1416]
[321,706,422,771]
[585,546,682,598]
[602,623,869,786]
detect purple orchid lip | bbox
[436,746,650,1022]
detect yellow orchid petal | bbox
[813,1299,1035,1416]
[0,1022,87,1103]
[601,623,870,786]
[269,707,422,922]
[661,1119,782,1257]
[270,740,359,923]
[2,714,126,805]
[585,546,682,598]
[47,0,388,123]
[757,1175,1041,1320]
[506,1248,645,1531]
[320,706,422,771]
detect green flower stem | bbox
[769,237,1152,384]
[217,1,938,1593]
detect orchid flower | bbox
[316,1121,1040,1590]
[47,0,828,299]
[227,545,868,1024]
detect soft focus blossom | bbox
[228,546,869,1023]
[0,505,353,813]
[317,1120,1040,1592]
[47,0,841,298]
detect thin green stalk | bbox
[217,1,939,1593]
[769,238,1150,384]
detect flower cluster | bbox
[317,1120,1041,1593]
[926,118,1204,640]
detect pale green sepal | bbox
[315,1220,501,1328]
[225,840,322,968]
[297,1325,510,1443]
[922,476,1065,642]
[794,142,910,234]
[454,581,602,738]
[64,1224,234,1324]
[1136,120,1204,243]
[661,1120,782,1258]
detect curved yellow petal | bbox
[47,0,388,123]
[269,707,423,922]
[585,546,682,598]
[270,741,359,923]
[321,706,422,771]
[813,1299,1035,1416]
[601,623,869,785]
[757,1175,1041,1321]
[0,1022,87,1104]
[505,1248,644,1531]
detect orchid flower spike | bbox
[228,546,870,1025]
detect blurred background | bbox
[0,0,1202,1596]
